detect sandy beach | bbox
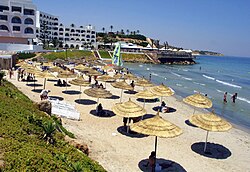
[6,71,250,172]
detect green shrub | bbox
[0,80,106,171]
[0,71,5,85]
[17,53,36,59]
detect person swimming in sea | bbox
[223,92,227,103]
[231,93,238,103]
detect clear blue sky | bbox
[33,0,250,57]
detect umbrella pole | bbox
[43,78,46,89]
[204,131,209,152]
[120,89,123,102]
[66,77,68,91]
[193,108,196,115]
[34,79,35,90]
[126,118,130,133]
[79,86,81,99]
[154,136,158,172]
[105,81,107,88]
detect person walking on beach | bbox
[223,92,227,103]
[149,74,152,81]
[231,93,237,103]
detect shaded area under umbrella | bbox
[111,81,133,102]
[130,112,183,172]
[189,111,232,152]
[112,98,146,132]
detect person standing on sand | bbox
[223,92,227,103]
[149,74,152,81]
[231,93,237,103]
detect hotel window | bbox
[87,30,90,33]
[11,17,22,24]
[0,15,8,21]
[24,18,34,25]
[24,9,35,15]
[13,26,20,32]
[81,30,85,33]
[12,6,22,13]
[0,25,9,32]
[91,31,95,34]
[24,27,34,34]
[0,6,9,12]
[59,28,64,31]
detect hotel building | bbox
[0,0,36,44]
[0,0,96,51]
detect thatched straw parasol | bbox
[111,81,133,102]
[112,98,146,132]
[96,74,115,88]
[125,73,137,81]
[189,111,232,152]
[35,71,56,89]
[135,78,154,88]
[130,112,182,170]
[74,64,89,71]
[57,71,76,91]
[87,70,102,76]
[135,89,159,108]
[149,83,174,102]
[69,77,90,99]
[183,93,213,114]
[84,87,112,104]
[49,66,64,73]
[42,62,53,67]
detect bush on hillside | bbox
[0,81,106,171]
[17,53,36,60]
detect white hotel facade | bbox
[0,0,96,52]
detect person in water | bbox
[231,93,238,103]
[223,92,227,103]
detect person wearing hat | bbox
[40,89,50,100]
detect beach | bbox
[7,70,250,172]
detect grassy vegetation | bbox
[17,53,36,60]
[99,50,111,59]
[0,80,106,171]
[121,53,151,63]
[42,50,95,61]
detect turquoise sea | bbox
[124,55,250,131]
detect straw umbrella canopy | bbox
[113,73,123,80]
[84,87,112,104]
[87,70,102,77]
[130,112,183,169]
[42,62,53,67]
[135,89,159,108]
[126,73,138,81]
[35,71,56,89]
[150,83,174,102]
[111,81,133,102]
[135,78,154,88]
[74,64,89,71]
[112,98,146,132]
[189,111,232,152]
[69,78,90,99]
[57,71,76,91]
[183,93,213,114]
[49,66,64,73]
[96,74,115,88]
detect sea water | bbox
[124,56,250,131]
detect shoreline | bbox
[5,69,250,172]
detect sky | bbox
[33,0,250,57]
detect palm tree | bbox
[42,121,56,144]
[137,30,140,34]
[110,25,113,32]
[121,29,124,35]
[70,23,75,27]
[133,31,136,35]
[102,27,105,33]
[126,29,130,35]
[71,162,84,172]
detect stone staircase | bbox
[145,53,160,64]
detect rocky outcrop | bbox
[36,100,52,115]
[64,136,89,156]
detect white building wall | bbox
[0,0,37,40]
[0,43,42,52]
